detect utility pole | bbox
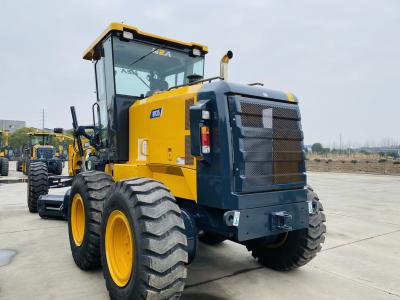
[42,109,45,130]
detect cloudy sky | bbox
[0,0,399,147]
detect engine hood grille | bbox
[228,95,306,193]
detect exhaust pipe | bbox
[220,50,233,80]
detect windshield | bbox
[112,37,204,97]
[30,135,55,146]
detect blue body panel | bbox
[188,81,309,242]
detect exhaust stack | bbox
[220,50,233,80]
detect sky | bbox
[0,0,399,147]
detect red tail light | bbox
[201,126,210,154]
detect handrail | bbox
[167,76,222,91]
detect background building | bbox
[0,119,26,132]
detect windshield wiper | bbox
[127,46,164,68]
[132,70,150,88]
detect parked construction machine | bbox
[19,131,64,175]
[32,23,326,299]
[0,130,10,176]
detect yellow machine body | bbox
[0,131,9,157]
[67,139,92,176]
[109,84,202,201]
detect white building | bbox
[0,119,26,132]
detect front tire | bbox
[0,158,9,176]
[68,171,114,270]
[16,160,22,172]
[55,161,63,175]
[101,178,188,300]
[23,161,30,175]
[27,162,48,213]
[246,187,326,271]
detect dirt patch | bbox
[307,160,400,175]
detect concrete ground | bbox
[1,161,399,299]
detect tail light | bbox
[201,126,210,154]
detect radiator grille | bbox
[36,147,55,159]
[229,96,305,192]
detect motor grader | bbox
[0,130,10,176]
[19,131,65,177]
[31,23,326,300]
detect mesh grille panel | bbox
[273,118,300,130]
[242,138,272,152]
[273,140,302,152]
[243,162,272,176]
[240,102,300,119]
[231,96,305,189]
[36,148,54,159]
[241,115,263,128]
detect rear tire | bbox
[16,160,22,172]
[0,158,9,176]
[27,162,48,213]
[199,231,226,245]
[23,161,30,175]
[55,161,63,175]
[246,187,326,271]
[68,171,114,270]
[101,178,188,300]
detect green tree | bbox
[65,128,74,136]
[8,127,35,153]
[311,143,324,154]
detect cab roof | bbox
[83,22,208,60]
[28,132,55,136]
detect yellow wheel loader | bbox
[38,23,326,299]
[0,130,10,176]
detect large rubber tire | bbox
[246,187,326,271]
[27,162,48,213]
[0,158,9,176]
[55,161,63,175]
[101,178,188,300]
[23,161,30,175]
[68,171,114,270]
[199,231,226,245]
[16,160,22,172]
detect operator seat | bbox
[147,79,169,97]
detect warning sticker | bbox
[262,108,273,129]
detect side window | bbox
[95,58,108,146]
[177,72,185,85]
[96,59,106,105]
[165,74,176,88]
[192,60,204,76]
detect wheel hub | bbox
[105,210,134,287]
[71,193,85,246]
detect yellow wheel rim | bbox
[105,210,134,287]
[71,193,85,246]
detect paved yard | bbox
[1,163,399,299]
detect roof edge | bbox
[83,22,208,60]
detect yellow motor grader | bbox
[0,130,10,176]
[32,23,326,300]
